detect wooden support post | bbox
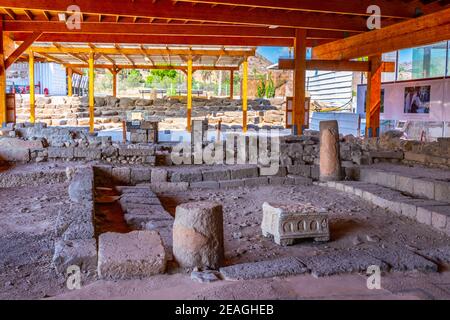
[67,67,73,97]
[365,55,382,138]
[229,70,234,99]
[29,50,35,124]
[0,21,6,127]
[88,51,95,133]
[187,58,193,132]
[293,29,306,135]
[122,120,127,143]
[112,69,118,97]
[242,58,248,132]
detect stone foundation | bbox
[14,95,286,130]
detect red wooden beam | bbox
[5,32,41,69]
[11,33,325,47]
[3,21,294,37]
[3,21,356,39]
[176,0,419,19]
[0,0,377,31]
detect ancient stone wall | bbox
[15,95,286,130]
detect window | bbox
[397,41,447,80]
[382,51,397,82]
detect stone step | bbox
[189,175,313,190]
[322,180,450,237]
[359,164,450,204]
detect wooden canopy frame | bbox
[0,0,449,136]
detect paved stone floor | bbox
[2,169,450,299]
[52,271,450,300]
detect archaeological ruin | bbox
[1,0,450,308]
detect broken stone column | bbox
[173,201,224,269]
[319,120,342,182]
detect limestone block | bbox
[73,147,102,160]
[112,167,131,185]
[417,206,433,225]
[173,201,224,269]
[68,167,94,204]
[0,137,45,162]
[150,182,189,193]
[261,202,329,246]
[170,170,203,183]
[150,168,168,182]
[190,181,220,189]
[219,257,307,280]
[130,167,151,184]
[413,178,435,200]
[375,171,397,189]
[47,147,74,159]
[201,168,231,181]
[244,177,269,187]
[319,120,342,182]
[52,239,97,275]
[98,231,167,280]
[229,166,258,179]
[395,175,414,194]
[219,179,245,188]
[434,182,450,203]
[118,146,155,157]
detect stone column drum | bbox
[173,201,224,269]
[319,120,342,182]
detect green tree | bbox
[266,77,275,98]
[126,69,143,87]
[256,75,266,98]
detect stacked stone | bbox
[127,120,159,144]
[15,94,286,130]
[52,167,97,277]
[117,185,174,250]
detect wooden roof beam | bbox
[28,45,256,57]
[175,0,433,19]
[23,9,34,20]
[114,43,135,65]
[65,63,240,71]
[13,32,325,46]
[3,21,298,38]
[0,0,385,31]
[278,58,395,72]
[4,31,42,68]
[3,8,16,20]
[140,45,155,66]
[312,7,450,60]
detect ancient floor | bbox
[1,175,450,299]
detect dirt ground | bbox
[1,179,450,300]
[0,182,69,299]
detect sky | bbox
[256,47,291,64]
[257,46,312,64]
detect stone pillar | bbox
[191,119,208,165]
[319,120,342,182]
[173,201,224,269]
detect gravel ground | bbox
[1,178,450,299]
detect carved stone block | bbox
[261,202,330,246]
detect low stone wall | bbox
[15,95,286,130]
[3,121,450,171]
[52,166,97,276]
[0,166,68,188]
[0,124,156,165]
